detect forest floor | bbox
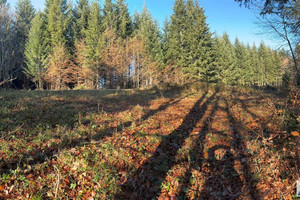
[0,85,299,200]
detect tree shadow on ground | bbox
[176,94,259,200]
[233,96,273,138]
[199,145,243,200]
[117,88,216,199]
[222,97,260,200]
[177,93,220,199]
[92,93,194,141]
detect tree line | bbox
[0,0,294,90]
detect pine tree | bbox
[24,12,47,89]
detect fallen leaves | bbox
[291,131,299,137]
[0,89,299,199]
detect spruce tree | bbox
[258,42,273,85]
[271,50,282,85]
[24,12,47,89]
[244,44,253,85]
[250,43,260,85]
[44,0,69,48]
[235,38,247,85]
[168,0,187,67]
[214,33,237,84]
[165,0,215,82]
[44,0,73,89]
[84,0,102,88]
[133,5,163,86]
[15,0,35,85]
[134,5,163,64]
[116,0,133,39]
[185,0,215,82]
[162,18,172,65]
[73,0,90,41]
[15,0,35,53]
[102,0,117,31]
[64,1,75,51]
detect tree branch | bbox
[0,77,16,87]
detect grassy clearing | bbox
[0,86,299,199]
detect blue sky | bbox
[8,0,277,49]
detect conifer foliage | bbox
[15,0,35,73]
[0,0,292,89]
[24,12,47,89]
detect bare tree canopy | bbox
[0,2,17,86]
[235,0,295,12]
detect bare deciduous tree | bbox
[0,3,17,87]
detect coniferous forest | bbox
[0,0,290,90]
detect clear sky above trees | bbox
[9,0,277,49]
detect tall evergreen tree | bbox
[234,38,247,85]
[15,0,35,56]
[249,43,260,85]
[134,5,163,64]
[133,5,163,86]
[244,44,253,85]
[167,0,187,67]
[44,0,73,89]
[185,0,215,82]
[24,11,47,89]
[165,0,214,82]
[271,50,282,85]
[214,33,237,84]
[115,0,132,38]
[162,18,172,66]
[73,0,90,41]
[15,0,35,86]
[44,0,69,48]
[102,0,117,31]
[258,42,272,85]
[84,0,102,88]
